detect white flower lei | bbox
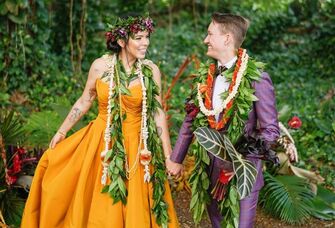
[100,54,151,185]
[197,49,249,116]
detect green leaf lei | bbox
[188,56,263,226]
[102,58,169,227]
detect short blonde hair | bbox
[211,12,250,49]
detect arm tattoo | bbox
[157,127,163,137]
[69,107,82,123]
[87,88,97,102]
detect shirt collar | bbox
[218,56,238,70]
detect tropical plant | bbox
[259,172,315,224]
[194,127,257,199]
[0,111,26,227]
[24,96,87,149]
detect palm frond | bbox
[310,185,335,220]
[0,111,24,145]
[24,111,62,148]
[0,189,25,227]
[259,172,314,225]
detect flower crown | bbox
[105,16,154,43]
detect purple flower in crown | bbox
[144,18,154,33]
[118,28,127,38]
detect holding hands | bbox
[166,156,184,179]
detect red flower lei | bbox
[202,48,244,130]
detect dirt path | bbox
[173,190,335,228]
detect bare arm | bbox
[150,63,172,159]
[49,58,107,149]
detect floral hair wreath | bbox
[105,15,154,43]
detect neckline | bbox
[96,78,141,90]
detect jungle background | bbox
[0,0,334,227]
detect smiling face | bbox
[203,21,230,60]
[124,30,150,60]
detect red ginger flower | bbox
[218,169,234,184]
[288,116,302,129]
[16,147,26,155]
[6,174,17,185]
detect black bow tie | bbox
[217,65,227,75]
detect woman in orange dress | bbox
[21,15,179,228]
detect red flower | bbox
[288,116,302,129]
[16,147,26,155]
[130,23,141,33]
[6,174,17,185]
[185,103,200,118]
[12,154,21,173]
[105,32,115,42]
[218,169,234,184]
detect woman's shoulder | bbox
[142,59,160,74]
[91,56,109,71]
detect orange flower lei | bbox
[201,48,244,130]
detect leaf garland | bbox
[188,56,263,224]
[143,64,169,227]
[218,180,240,228]
[188,141,210,224]
[102,59,169,226]
[194,127,257,199]
[102,60,128,204]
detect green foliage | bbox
[0,189,25,227]
[310,185,335,220]
[0,111,24,145]
[260,172,315,224]
[24,110,61,148]
[194,127,257,199]
[218,183,239,228]
[1,0,334,224]
[188,142,210,224]
[23,96,87,149]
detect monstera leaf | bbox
[194,127,257,199]
[223,135,258,199]
[193,127,228,160]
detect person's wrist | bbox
[57,129,67,137]
[165,154,170,160]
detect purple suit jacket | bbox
[170,72,280,191]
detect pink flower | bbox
[288,116,302,129]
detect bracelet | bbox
[165,154,170,160]
[57,130,66,137]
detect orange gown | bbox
[21,79,179,228]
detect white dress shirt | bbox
[212,56,238,121]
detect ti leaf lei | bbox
[188,55,264,226]
[101,58,169,227]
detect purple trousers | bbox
[206,154,264,228]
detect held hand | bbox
[49,132,66,149]
[166,157,184,179]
